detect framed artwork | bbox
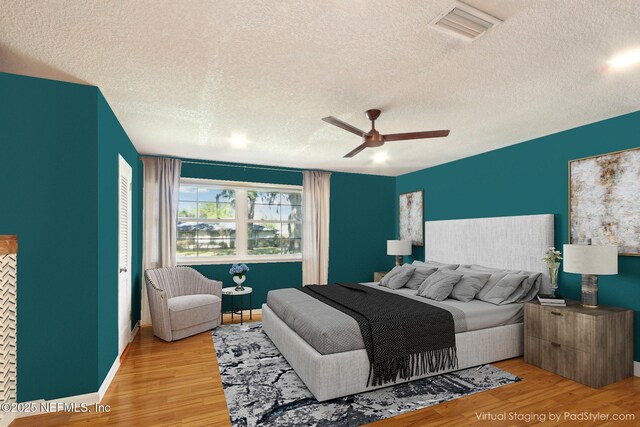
[569,147,640,255]
[399,190,424,246]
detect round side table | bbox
[221,287,253,325]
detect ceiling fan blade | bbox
[322,116,368,137]
[383,130,450,141]
[343,144,367,158]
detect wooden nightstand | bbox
[373,271,389,282]
[524,299,633,388]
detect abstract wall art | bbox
[569,147,640,255]
[399,190,424,246]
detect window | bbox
[177,179,302,263]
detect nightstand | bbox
[524,299,633,388]
[373,271,389,282]
[221,287,253,325]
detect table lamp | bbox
[387,240,412,266]
[563,242,618,307]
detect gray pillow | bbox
[379,265,399,282]
[469,264,506,272]
[512,271,544,302]
[380,265,415,290]
[467,264,544,303]
[456,266,490,274]
[460,267,508,300]
[413,260,459,271]
[416,270,461,301]
[477,273,528,305]
[379,265,401,285]
[450,271,491,302]
[403,265,437,290]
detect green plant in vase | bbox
[542,247,562,296]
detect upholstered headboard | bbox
[425,214,554,274]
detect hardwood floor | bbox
[12,317,233,427]
[13,313,640,426]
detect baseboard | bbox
[1,413,15,427]
[119,322,141,364]
[11,356,120,421]
[98,356,120,401]
[634,361,640,377]
[130,320,140,342]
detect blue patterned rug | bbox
[213,323,521,427]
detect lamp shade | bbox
[563,244,618,275]
[387,240,411,256]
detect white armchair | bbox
[145,266,222,341]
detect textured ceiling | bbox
[2,1,640,176]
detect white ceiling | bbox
[2,1,640,176]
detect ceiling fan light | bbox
[372,152,388,163]
[324,110,450,159]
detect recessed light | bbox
[229,133,249,148]
[372,152,388,163]
[607,49,640,71]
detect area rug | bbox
[213,323,521,427]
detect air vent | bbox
[430,2,502,41]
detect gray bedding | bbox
[266,282,523,355]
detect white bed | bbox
[263,214,554,401]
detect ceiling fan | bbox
[322,109,450,158]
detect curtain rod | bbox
[182,159,304,173]
[141,155,303,174]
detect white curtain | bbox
[141,156,182,325]
[302,170,331,286]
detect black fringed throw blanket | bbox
[300,283,457,387]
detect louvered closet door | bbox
[118,155,133,355]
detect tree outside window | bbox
[176,180,302,261]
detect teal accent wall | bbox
[180,160,396,309]
[396,110,640,362]
[0,73,141,401]
[0,73,99,400]
[328,172,396,284]
[97,91,143,384]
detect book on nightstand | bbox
[537,294,566,307]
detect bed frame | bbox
[263,214,554,401]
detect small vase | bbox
[548,262,560,296]
[233,275,246,291]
